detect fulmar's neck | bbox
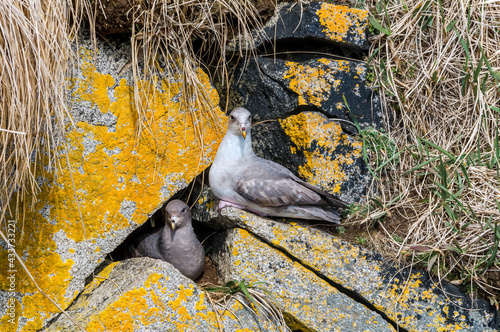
[215,131,255,164]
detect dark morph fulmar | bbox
[127,200,205,280]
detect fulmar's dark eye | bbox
[230,115,234,120]
[181,207,186,213]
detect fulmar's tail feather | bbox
[296,179,347,210]
[287,205,341,224]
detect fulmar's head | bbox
[165,200,191,230]
[228,107,252,139]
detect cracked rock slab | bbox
[201,205,500,332]
[0,30,226,332]
[44,258,283,332]
[225,56,383,133]
[213,228,396,332]
[228,2,370,52]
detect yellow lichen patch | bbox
[0,45,226,332]
[382,274,470,331]
[84,262,118,292]
[144,272,162,288]
[165,283,225,331]
[229,229,386,331]
[83,271,172,331]
[86,287,149,331]
[279,112,362,193]
[195,293,207,311]
[58,62,225,241]
[0,298,21,331]
[283,59,349,107]
[168,284,195,322]
[316,4,368,42]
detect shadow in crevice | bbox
[254,37,367,63]
[103,171,221,279]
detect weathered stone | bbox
[208,207,500,332]
[253,112,370,203]
[44,258,283,331]
[94,0,135,35]
[94,0,277,36]
[225,56,383,133]
[0,31,226,331]
[218,56,379,203]
[192,186,230,229]
[213,228,396,332]
[228,2,370,52]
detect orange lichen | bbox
[279,112,362,193]
[316,4,368,42]
[83,271,204,331]
[283,59,350,107]
[0,45,226,331]
[0,298,21,331]
[195,293,207,311]
[67,266,231,331]
[381,274,470,331]
[229,228,392,331]
[144,272,162,288]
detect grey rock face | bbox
[213,228,396,332]
[203,206,500,332]
[251,112,371,204]
[0,28,226,331]
[224,56,383,133]
[43,258,284,332]
[227,2,370,52]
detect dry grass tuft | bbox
[0,0,92,226]
[202,280,290,332]
[129,0,271,142]
[0,1,94,329]
[0,0,270,228]
[356,0,500,301]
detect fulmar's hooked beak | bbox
[169,216,178,230]
[239,125,247,139]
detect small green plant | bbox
[368,0,391,36]
[356,235,368,245]
[391,233,403,243]
[203,280,290,332]
[366,68,376,86]
[343,95,401,181]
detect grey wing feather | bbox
[236,178,322,206]
[236,157,347,209]
[235,158,322,207]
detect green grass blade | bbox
[238,281,262,316]
[403,156,440,175]
[419,137,456,160]
[369,16,391,36]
